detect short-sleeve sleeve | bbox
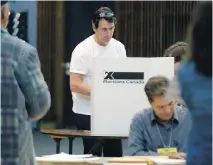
[121,44,127,57]
[69,45,89,74]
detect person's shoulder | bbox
[132,107,152,122]
[110,38,125,48]
[72,36,93,54]
[178,61,195,79]
[179,60,194,70]
[2,34,37,56]
[175,105,190,119]
[75,36,93,48]
[177,61,196,89]
[130,108,152,130]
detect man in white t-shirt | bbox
[69,6,126,157]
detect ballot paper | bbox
[150,158,186,165]
[105,164,147,165]
[36,152,99,162]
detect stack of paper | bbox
[150,158,186,165]
[104,163,148,165]
[36,152,100,163]
[107,157,154,165]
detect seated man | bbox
[128,76,191,159]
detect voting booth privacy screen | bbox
[91,57,174,136]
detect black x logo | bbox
[104,72,114,80]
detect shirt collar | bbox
[151,106,179,124]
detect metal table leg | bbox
[53,138,62,154]
[68,137,75,154]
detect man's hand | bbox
[168,152,186,159]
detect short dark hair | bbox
[92,7,116,28]
[144,76,169,103]
[163,42,188,63]
[187,2,212,77]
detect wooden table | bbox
[37,156,169,165]
[37,162,102,165]
[41,129,128,155]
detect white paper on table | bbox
[105,164,147,165]
[150,158,186,165]
[41,152,93,158]
[36,152,99,162]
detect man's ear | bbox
[92,22,97,33]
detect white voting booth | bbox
[91,57,174,137]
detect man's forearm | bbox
[71,82,91,96]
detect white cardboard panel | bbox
[91,57,174,136]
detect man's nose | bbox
[164,106,171,114]
[106,29,112,35]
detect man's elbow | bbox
[129,148,143,156]
[128,143,140,156]
[128,142,147,156]
[132,152,140,156]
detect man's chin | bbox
[102,41,110,46]
[159,115,173,121]
[164,115,173,121]
[104,38,111,43]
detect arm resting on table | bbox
[128,112,158,156]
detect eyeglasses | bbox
[98,12,114,18]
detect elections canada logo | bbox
[102,71,144,84]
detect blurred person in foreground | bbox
[163,42,188,106]
[1,1,51,165]
[166,2,212,165]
